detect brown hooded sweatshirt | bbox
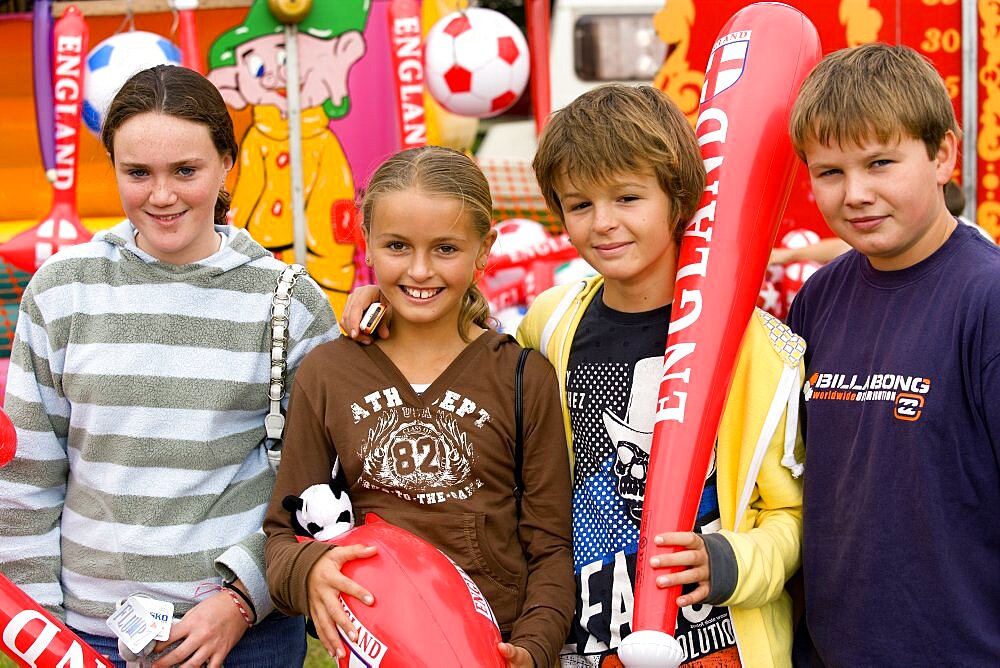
[265,331,573,667]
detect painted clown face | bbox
[207,0,370,118]
[228,32,366,115]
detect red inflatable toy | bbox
[0,574,112,668]
[782,259,821,310]
[174,0,204,74]
[480,220,581,311]
[388,0,427,151]
[619,4,821,666]
[331,514,505,668]
[0,6,92,274]
[0,409,15,467]
[757,266,785,320]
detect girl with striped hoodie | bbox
[0,65,337,667]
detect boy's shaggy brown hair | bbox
[532,84,706,243]
[789,43,959,160]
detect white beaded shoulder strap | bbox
[262,264,308,470]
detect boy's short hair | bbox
[532,84,705,242]
[789,43,960,160]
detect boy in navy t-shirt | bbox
[786,43,1000,664]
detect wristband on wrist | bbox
[223,581,257,626]
[226,590,253,627]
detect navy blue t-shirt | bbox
[786,223,1000,665]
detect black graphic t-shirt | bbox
[560,290,740,667]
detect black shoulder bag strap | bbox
[514,348,530,512]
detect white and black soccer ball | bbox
[83,31,182,136]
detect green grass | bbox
[0,635,334,667]
[306,635,337,667]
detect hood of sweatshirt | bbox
[96,219,272,280]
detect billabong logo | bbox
[803,372,817,401]
[894,393,924,421]
[805,370,932,419]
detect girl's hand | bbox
[341,285,388,343]
[150,589,248,668]
[308,544,378,660]
[650,532,711,608]
[497,642,534,668]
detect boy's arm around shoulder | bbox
[509,349,574,668]
[703,310,805,610]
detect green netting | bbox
[479,156,562,234]
[0,260,29,358]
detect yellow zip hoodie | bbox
[517,275,805,667]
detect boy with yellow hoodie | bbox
[518,84,804,667]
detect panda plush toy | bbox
[282,457,354,541]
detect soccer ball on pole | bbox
[424,8,530,118]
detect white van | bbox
[477,0,666,160]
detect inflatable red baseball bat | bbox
[0,5,92,274]
[0,409,15,468]
[388,0,427,150]
[524,0,552,135]
[486,233,578,274]
[173,0,204,74]
[43,5,91,260]
[619,5,820,665]
[0,573,112,667]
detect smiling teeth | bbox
[404,287,438,299]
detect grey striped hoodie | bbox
[0,220,338,635]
